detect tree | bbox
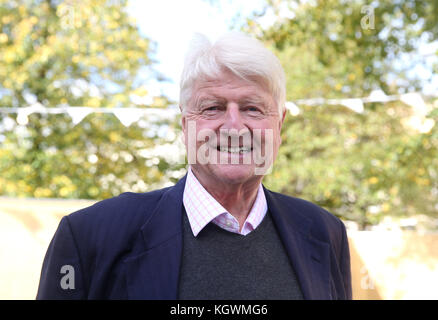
[0,0,184,199]
[244,0,438,227]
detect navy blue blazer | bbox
[36,175,352,300]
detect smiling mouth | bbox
[216,146,253,154]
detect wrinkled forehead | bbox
[190,70,274,105]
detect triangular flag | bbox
[66,107,93,125]
[113,108,141,127]
[285,101,301,116]
[367,89,391,102]
[340,98,364,113]
[400,92,428,116]
[28,102,45,112]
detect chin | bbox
[211,164,257,184]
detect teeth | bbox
[219,147,251,153]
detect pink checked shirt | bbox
[183,167,268,237]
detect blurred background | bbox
[0,0,437,299]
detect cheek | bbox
[184,119,221,146]
[250,120,279,139]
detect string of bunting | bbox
[0,90,436,129]
[0,105,180,127]
[286,90,435,115]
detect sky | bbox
[126,0,267,102]
[126,0,438,104]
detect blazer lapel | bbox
[123,175,187,299]
[264,187,331,300]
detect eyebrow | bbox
[197,95,268,106]
[238,97,268,106]
[197,97,227,106]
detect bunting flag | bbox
[399,92,429,116]
[365,89,394,103]
[66,107,93,125]
[285,101,300,116]
[398,92,434,133]
[112,108,142,127]
[0,91,436,129]
[338,98,365,113]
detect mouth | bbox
[216,146,253,154]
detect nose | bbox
[221,103,246,131]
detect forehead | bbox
[191,71,272,103]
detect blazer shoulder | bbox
[269,190,340,220]
[68,187,170,225]
[63,186,173,254]
[267,190,345,242]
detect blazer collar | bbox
[263,187,331,300]
[123,175,187,300]
[140,175,187,248]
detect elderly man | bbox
[37,32,352,300]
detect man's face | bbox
[181,70,285,187]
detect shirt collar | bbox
[182,167,267,237]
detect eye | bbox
[202,105,223,113]
[200,105,222,116]
[246,106,262,114]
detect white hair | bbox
[179,32,286,114]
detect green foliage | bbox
[0,0,185,199]
[1,0,437,230]
[245,0,438,227]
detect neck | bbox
[190,167,262,228]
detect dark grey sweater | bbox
[178,210,303,300]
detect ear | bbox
[278,108,286,145]
[279,108,286,131]
[180,105,186,145]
